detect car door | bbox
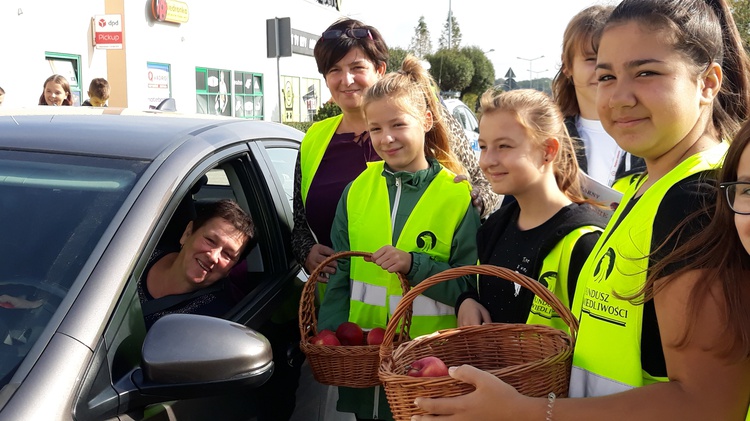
[72,142,299,421]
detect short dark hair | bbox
[313,18,389,75]
[193,199,257,261]
[88,78,110,99]
[0,86,5,94]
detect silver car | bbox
[0,107,304,420]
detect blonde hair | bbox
[479,89,588,204]
[363,54,465,175]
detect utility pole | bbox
[517,55,544,90]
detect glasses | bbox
[720,181,750,215]
[321,28,373,41]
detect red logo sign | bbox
[96,32,122,44]
[98,18,106,27]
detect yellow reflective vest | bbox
[299,114,343,205]
[570,143,727,397]
[347,161,470,338]
[524,225,602,334]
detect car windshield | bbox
[0,150,147,388]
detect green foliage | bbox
[283,121,314,133]
[462,92,479,113]
[426,49,473,93]
[388,47,409,73]
[438,14,462,49]
[459,46,496,96]
[314,101,342,121]
[408,16,432,58]
[730,0,750,52]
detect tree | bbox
[426,49,473,93]
[459,46,496,96]
[438,13,462,50]
[730,0,750,51]
[388,47,409,73]
[408,16,432,59]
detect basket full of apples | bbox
[378,264,579,421]
[298,250,412,388]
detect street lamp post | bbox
[531,69,548,90]
[517,55,544,90]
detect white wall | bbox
[0,0,344,119]
[0,2,108,107]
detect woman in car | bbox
[137,199,256,330]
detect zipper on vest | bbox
[391,176,402,232]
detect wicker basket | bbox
[378,264,579,420]
[299,250,412,388]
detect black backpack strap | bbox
[141,282,224,316]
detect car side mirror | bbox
[119,314,273,408]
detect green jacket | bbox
[318,157,480,420]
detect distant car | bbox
[0,107,304,420]
[443,98,480,158]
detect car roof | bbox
[0,107,303,160]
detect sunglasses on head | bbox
[321,28,373,41]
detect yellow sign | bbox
[152,0,189,24]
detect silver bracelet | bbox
[546,392,556,421]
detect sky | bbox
[345,0,618,82]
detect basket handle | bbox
[298,250,412,342]
[379,264,579,361]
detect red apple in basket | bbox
[336,321,364,345]
[366,327,386,345]
[407,356,449,377]
[311,329,340,346]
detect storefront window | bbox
[233,71,264,120]
[195,67,231,116]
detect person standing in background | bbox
[38,74,73,106]
[552,5,644,192]
[82,78,110,107]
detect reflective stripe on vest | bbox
[524,225,602,334]
[349,280,455,317]
[347,161,471,338]
[299,114,343,205]
[570,143,727,398]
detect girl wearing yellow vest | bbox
[317,55,481,420]
[413,0,750,420]
[456,89,607,335]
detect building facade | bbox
[0,0,345,122]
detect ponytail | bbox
[364,55,465,175]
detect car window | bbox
[464,106,479,132]
[264,147,297,208]
[0,150,146,389]
[452,107,469,131]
